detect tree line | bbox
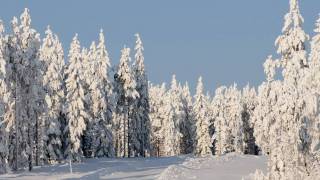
[0,0,320,179]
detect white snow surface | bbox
[0,153,267,180]
[158,153,267,180]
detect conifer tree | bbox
[162,75,184,156]
[180,82,195,154]
[40,26,65,164]
[253,0,315,179]
[193,77,211,155]
[149,83,167,157]
[65,34,88,162]
[212,86,227,155]
[133,34,151,157]
[113,47,139,157]
[5,9,43,171]
[241,85,258,155]
[309,15,320,68]
[86,30,114,158]
[0,19,9,174]
[82,43,95,158]
[212,85,243,155]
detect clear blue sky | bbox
[0,0,319,93]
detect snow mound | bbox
[157,165,190,180]
[157,153,267,180]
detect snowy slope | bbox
[158,153,267,180]
[0,154,267,180]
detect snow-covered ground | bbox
[158,153,267,180]
[0,154,267,180]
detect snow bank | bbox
[0,154,267,180]
[157,153,267,180]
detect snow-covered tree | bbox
[180,82,195,154]
[149,83,167,156]
[270,0,310,178]
[253,0,317,179]
[0,19,9,174]
[40,26,65,164]
[4,8,43,171]
[275,0,309,80]
[80,45,93,158]
[212,86,227,155]
[241,85,258,155]
[212,84,244,155]
[226,85,243,154]
[309,15,320,69]
[113,47,139,158]
[85,30,114,158]
[161,75,184,156]
[299,15,320,179]
[133,34,151,157]
[65,34,88,162]
[252,56,281,155]
[193,77,211,156]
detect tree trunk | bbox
[28,124,32,171]
[35,113,39,166]
[14,72,18,171]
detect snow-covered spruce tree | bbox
[132,34,151,157]
[180,82,195,154]
[298,15,320,179]
[113,47,139,158]
[252,56,281,155]
[149,83,167,157]
[65,34,88,162]
[226,84,243,154]
[212,84,244,155]
[307,15,320,156]
[253,0,316,179]
[162,75,184,156]
[212,86,228,155]
[207,93,216,154]
[5,9,43,171]
[270,0,310,178]
[84,30,114,158]
[241,85,258,155]
[3,18,18,171]
[275,0,309,78]
[0,20,10,174]
[193,77,211,156]
[309,15,320,69]
[40,26,65,164]
[80,46,93,158]
[299,88,320,180]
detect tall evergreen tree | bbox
[193,77,211,156]
[180,82,195,154]
[253,0,316,179]
[227,85,244,154]
[309,15,320,68]
[212,85,244,155]
[113,47,139,157]
[81,44,95,158]
[40,26,65,164]
[275,0,309,80]
[133,34,151,157]
[0,19,9,174]
[65,34,88,162]
[241,85,258,155]
[5,9,43,171]
[162,75,184,156]
[149,83,167,157]
[86,30,114,158]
